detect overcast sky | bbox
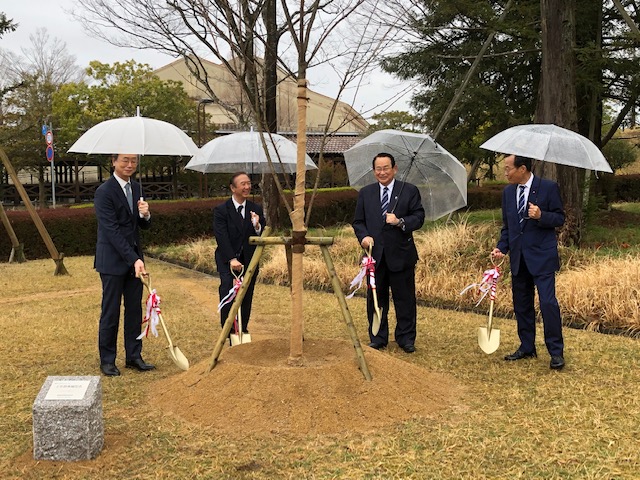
[2,0,413,120]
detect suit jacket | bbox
[497,177,565,276]
[94,176,151,275]
[353,181,425,272]
[213,198,266,267]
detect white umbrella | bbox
[479,124,613,173]
[184,131,317,174]
[344,129,467,221]
[68,111,198,157]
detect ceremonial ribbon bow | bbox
[460,266,501,306]
[347,255,376,299]
[137,288,160,339]
[218,273,243,312]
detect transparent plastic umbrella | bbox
[185,131,317,174]
[344,129,467,221]
[479,124,613,173]
[68,110,198,157]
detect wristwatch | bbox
[396,218,406,231]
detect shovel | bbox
[478,297,500,354]
[229,268,251,346]
[367,245,382,336]
[478,258,502,354]
[140,274,190,370]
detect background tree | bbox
[0,28,83,206]
[366,110,421,134]
[53,60,198,198]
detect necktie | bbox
[125,183,133,213]
[381,187,389,219]
[237,204,244,219]
[517,185,526,223]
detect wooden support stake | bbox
[0,147,68,275]
[0,202,26,263]
[208,226,272,372]
[320,245,372,381]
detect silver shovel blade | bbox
[478,326,500,354]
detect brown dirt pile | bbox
[150,338,464,437]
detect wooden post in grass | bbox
[0,147,68,275]
[207,228,373,381]
[0,202,26,263]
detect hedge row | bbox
[0,186,513,262]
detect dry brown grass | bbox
[150,222,640,333]
[2,257,640,479]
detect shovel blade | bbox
[230,333,252,346]
[372,310,381,336]
[169,346,190,371]
[478,326,500,354]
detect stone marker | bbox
[32,376,103,461]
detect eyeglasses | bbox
[374,166,392,173]
[504,165,521,173]
[118,159,138,165]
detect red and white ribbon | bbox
[137,288,160,339]
[347,255,376,299]
[460,266,501,306]
[218,275,243,312]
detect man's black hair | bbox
[372,152,396,169]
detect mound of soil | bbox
[150,339,464,436]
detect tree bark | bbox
[535,0,581,245]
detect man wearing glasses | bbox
[94,153,154,376]
[352,152,425,353]
[491,154,566,370]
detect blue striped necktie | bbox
[517,185,526,223]
[381,186,389,219]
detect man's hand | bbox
[138,198,150,218]
[134,259,146,278]
[250,211,261,232]
[360,236,374,250]
[490,248,504,260]
[385,212,400,225]
[527,202,541,220]
[230,258,243,271]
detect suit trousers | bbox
[511,256,564,357]
[98,272,143,364]
[367,253,417,347]
[219,266,258,332]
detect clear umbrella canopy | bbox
[344,129,467,221]
[68,114,198,157]
[185,131,317,174]
[479,124,613,173]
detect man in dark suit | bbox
[94,153,154,377]
[214,172,266,335]
[352,152,425,353]
[491,154,566,370]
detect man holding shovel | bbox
[214,172,266,338]
[95,153,154,376]
[352,153,425,353]
[491,154,566,370]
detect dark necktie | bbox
[237,204,244,219]
[381,186,389,219]
[125,183,133,213]
[517,185,526,223]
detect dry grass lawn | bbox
[1,256,640,479]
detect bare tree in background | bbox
[0,28,83,206]
[72,0,398,363]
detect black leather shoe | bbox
[504,349,537,361]
[550,356,565,370]
[100,363,120,376]
[125,358,156,371]
[368,342,385,350]
[401,344,416,353]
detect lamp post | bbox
[197,99,215,197]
